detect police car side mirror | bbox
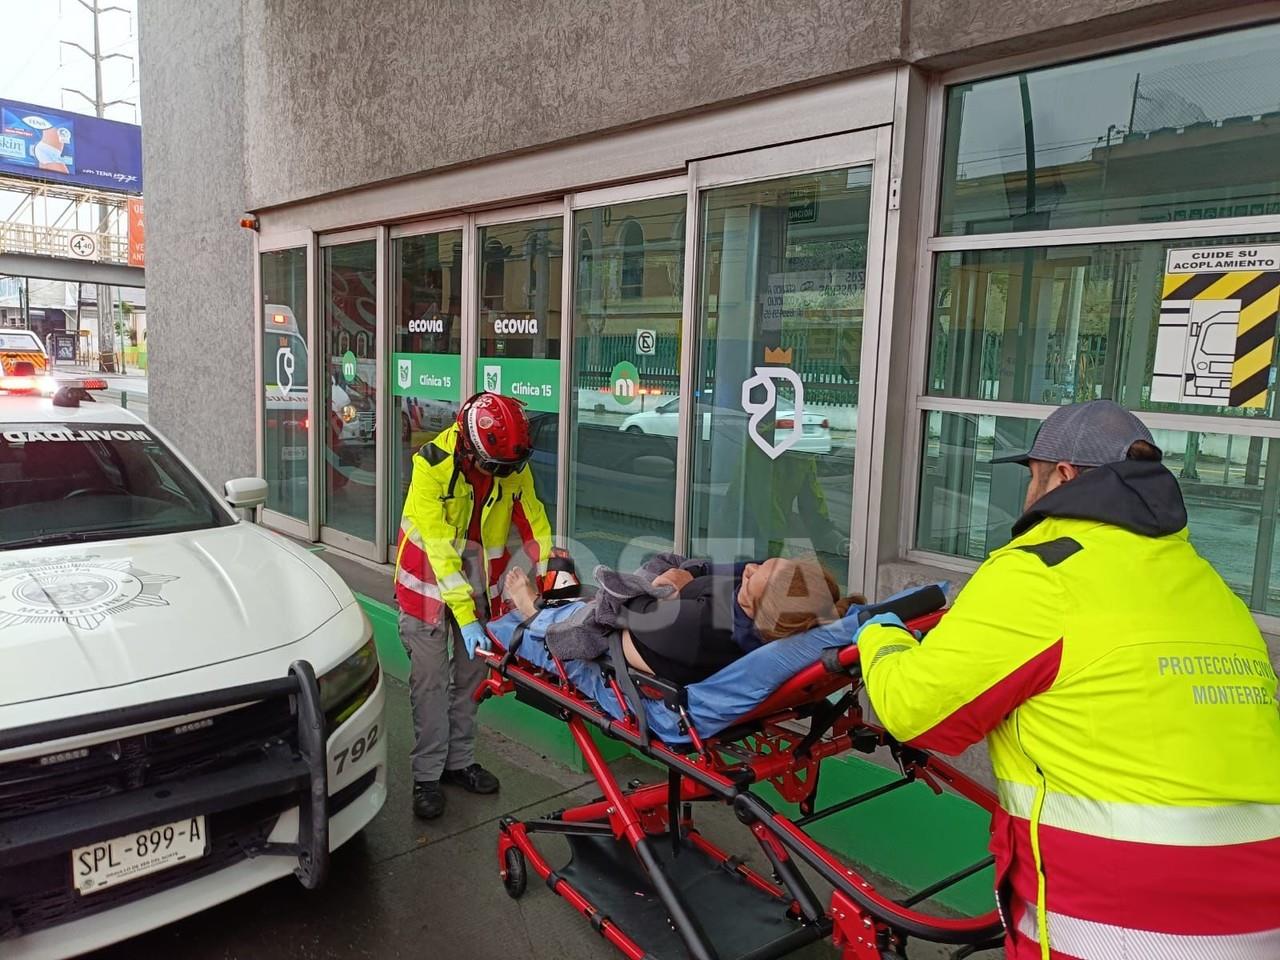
[224,476,268,516]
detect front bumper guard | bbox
[0,660,330,890]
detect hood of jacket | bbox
[1011,459,1188,539]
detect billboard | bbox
[127,197,145,267]
[0,99,142,193]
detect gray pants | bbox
[399,610,488,783]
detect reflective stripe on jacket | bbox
[859,460,1280,959]
[394,422,552,627]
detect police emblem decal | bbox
[0,556,178,630]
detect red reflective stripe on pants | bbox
[1006,816,1280,935]
[1008,926,1080,960]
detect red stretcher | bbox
[474,587,1004,960]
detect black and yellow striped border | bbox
[1160,270,1280,409]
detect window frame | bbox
[685,128,893,592]
[904,11,1280,633]
[255,229,315,542]
[317,226,386,561]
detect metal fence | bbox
[929,330,1111,402]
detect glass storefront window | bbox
[938,23,1280,235]
[927,234,1280,417]
[322,240,378,542]
[261,248,308,521]
[917,410,1280,614]
[689,167,870,589]
[391,231,464,535]
[476,217,563,527]
[568,196,685,572]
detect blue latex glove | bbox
[460,620,490,659]
[853,611,908,644]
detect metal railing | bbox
[0,173,134,266]
[0,220,129,265]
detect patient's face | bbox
[738,558,791,617]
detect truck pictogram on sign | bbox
[1151,246,1280,409]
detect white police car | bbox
[0,382,386,958]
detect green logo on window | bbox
[611,361,639,405]
[341,350,357,383]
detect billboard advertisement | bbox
[127,197,145,267]
[0,99,142,193]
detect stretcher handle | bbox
[856,583,947,628]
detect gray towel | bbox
[543,553,687,662]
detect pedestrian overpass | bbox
[0,173,143,288]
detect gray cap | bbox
[993,400,1159,467]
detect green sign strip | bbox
[477,357,560,412]
[392,352,462,401]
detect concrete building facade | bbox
[138,0,1280,660]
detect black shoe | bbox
[413,780,445,819]
[440,763,500,795]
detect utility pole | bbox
[61,0,135,373]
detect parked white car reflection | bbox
[619,397,832,454]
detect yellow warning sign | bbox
[1152,246,1280,409]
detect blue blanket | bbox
[488,602,869,745]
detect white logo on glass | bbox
[483,364,502,393]
[741,366,804,460]
[398,358,413,390]
[275,346,295,398]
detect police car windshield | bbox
[0,423,232,549]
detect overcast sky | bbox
[0,0,139,123]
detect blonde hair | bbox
[752,559,866,642]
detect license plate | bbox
[283,445,306,460]
[72,815,207,895]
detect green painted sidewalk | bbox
[357,593,995,917]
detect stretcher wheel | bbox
[502,846,527,899]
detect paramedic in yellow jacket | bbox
[857,400,1280,960]
[395,392,552,820]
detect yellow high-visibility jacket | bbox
[394,423,551,627]
[860,460,1280,960]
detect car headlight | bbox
[318,635,380,730]
[341,403,358,423]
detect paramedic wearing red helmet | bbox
[395,392,552,820]
[857,400,1280,959]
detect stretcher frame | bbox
[475,607,1005,960]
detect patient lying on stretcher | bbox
[504,559,865,686]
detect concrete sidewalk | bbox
[82,545,981,959]
[86,676,885,960]
[84,682,975,960]
[50,363,151,421]
[88,676,623,960]
[51,363,149,395]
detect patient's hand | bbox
[504,568,540,618]
[650,568,693,595]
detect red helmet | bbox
[456,392,533,476]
